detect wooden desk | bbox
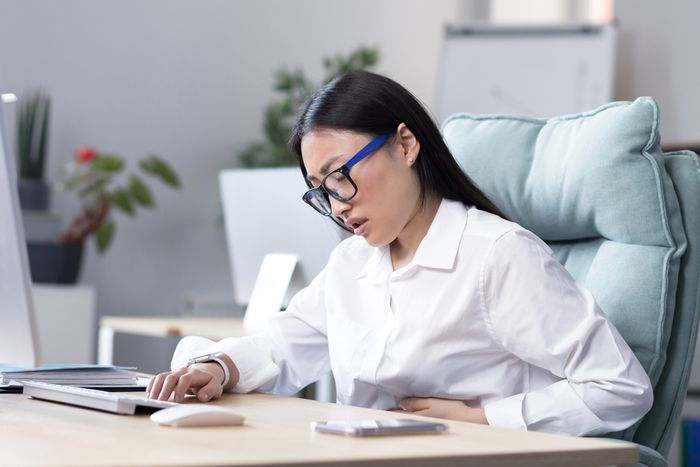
[0,391,638,466]
[97,316,335,402]
[97,316,245,365]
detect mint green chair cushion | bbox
[635,151,700,457]
[442,97,699,466]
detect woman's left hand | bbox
[394,397,489,425]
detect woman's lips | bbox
[346,217,368,236]
[353,220,368,236]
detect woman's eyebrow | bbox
[306,155,343,183]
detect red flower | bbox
[76,146,97,164]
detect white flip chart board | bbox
[438,23,617,121]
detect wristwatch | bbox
[186,352,230,387]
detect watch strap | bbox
[186,353,230,387]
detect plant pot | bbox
[26,241,84,284]
[18,178,50,211]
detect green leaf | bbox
[128,174,154,207]
[274,69,294,91]
[321,45,379,83]
[264,100,295,149]
[109,189,135,215]
[77,175,110,198]
[58,173,88,192]
[34,95,50,179]
[238,142,267,168]
[16,89,51,179]
[92,154,124,172]
[139,155,181,188]
[95,220,115,253]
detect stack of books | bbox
[0,364,141,391]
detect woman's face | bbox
[301,126,421,247]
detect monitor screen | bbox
[219,167,347,308]
[0,90,40,368]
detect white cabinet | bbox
[32,284,96,364]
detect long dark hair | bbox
[289,70,507,221]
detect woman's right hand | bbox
[146,362,230,403]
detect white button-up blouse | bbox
[172,198,653,436]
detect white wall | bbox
[615,0,700,145]
[0,0,465,371]
[2,0,698,379]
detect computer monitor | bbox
[0,90,40,368]
[219,167,347,308]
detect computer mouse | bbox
[150,404,245,427]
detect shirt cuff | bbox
[171,335,279,393]
[170,335,217,370]
[483,393,527,431]
[207,335,280,393]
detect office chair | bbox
[442,97,700,467]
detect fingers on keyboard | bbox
[158,372,183,401]
[174,373,194,403]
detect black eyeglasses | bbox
[302,132,390,216]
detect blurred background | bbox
[1,1,698,464]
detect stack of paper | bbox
[0,364,139,386]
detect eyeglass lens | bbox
[323,171,356,200]
[303,189,332,215]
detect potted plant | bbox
[26,147,181,284]
[238,46,380,168]
[58,147,181,252]
[16,89,51,210]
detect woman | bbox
[147,70,652,436]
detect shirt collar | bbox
[411,198,468,270]
[356,244,390,282]
[356,198,468,282]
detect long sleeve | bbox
[171,267,331,395]
[479,230,653,436]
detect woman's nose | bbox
[329,196,351,219]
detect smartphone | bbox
[311,418,448,437]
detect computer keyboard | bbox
[23,381,179,415]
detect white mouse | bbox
[150,404,245,427]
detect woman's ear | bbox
[396,123,420,166]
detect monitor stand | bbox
[243,253,298,334]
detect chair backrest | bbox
[442,97,700,462]
[636,151,700,456]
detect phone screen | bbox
[312,418,448,436]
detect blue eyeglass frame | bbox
[302,132,391,214]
